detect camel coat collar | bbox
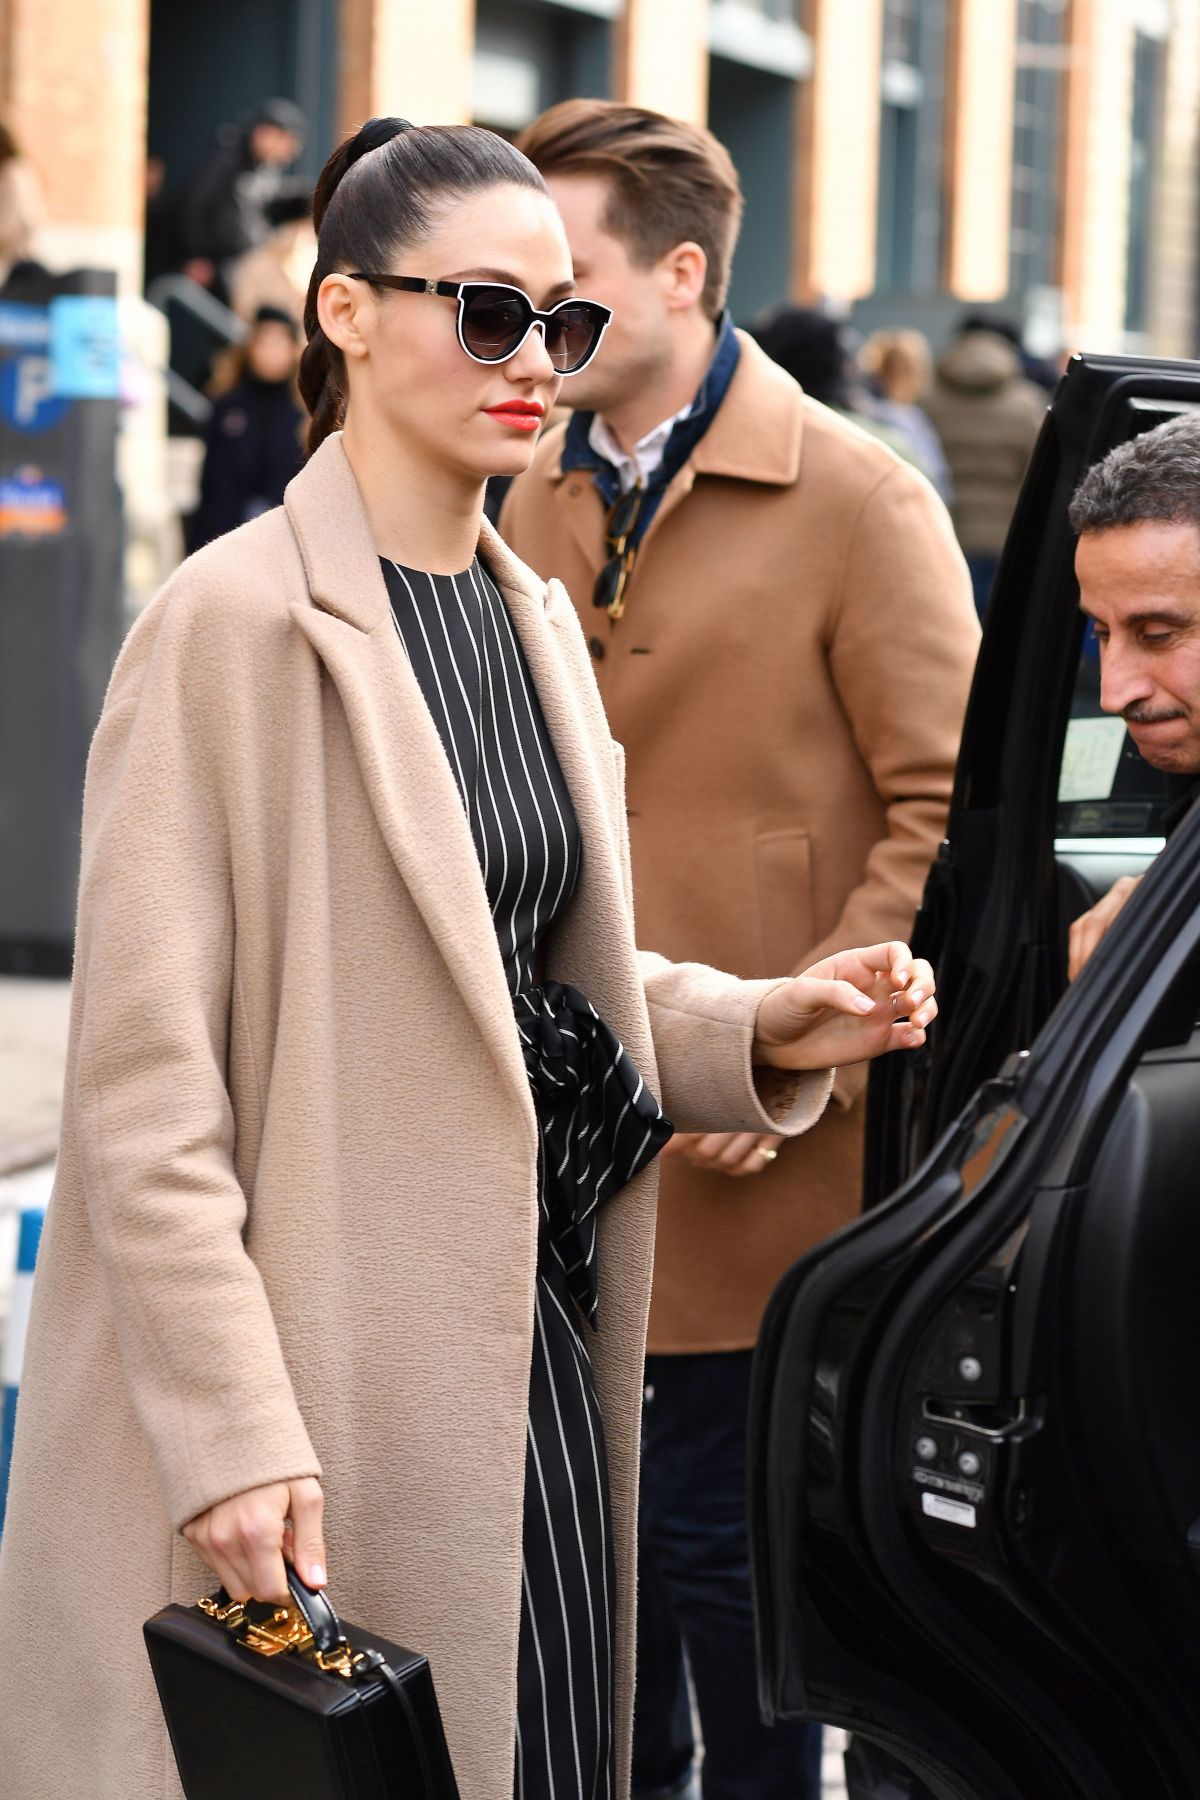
[283,436,627,1128]
[544,329,805,572]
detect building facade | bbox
[1,0,1197,358]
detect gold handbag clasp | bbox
[198,1592,360,1677]
[242,1608,314,1657]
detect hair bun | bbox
[312,116,414,230]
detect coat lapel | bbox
[554,470,609,576]
[283,439,532,1121]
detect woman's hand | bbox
[182,1476,327,1605]
[753,941,936,1072]
[662,1130,785,1177]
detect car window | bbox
[1055,622,1166,843]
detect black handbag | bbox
[144,1564,460,1799]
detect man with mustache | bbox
[1069,414,1200,977]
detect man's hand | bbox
[753,941,936,1072]
[1067,876,1141,982]
[662,1130,784,1178]
[183,1477,326,1605]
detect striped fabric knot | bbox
[514,980,672,1325]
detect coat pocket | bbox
[754,828,816,979]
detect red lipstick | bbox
[484,399,545,433]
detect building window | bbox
[874,0,946,294]
[1008,0,1068,308]
[1125,27,1166,336]
[472,0,614,136]
[726,0,799,18]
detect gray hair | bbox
[1068,412,1200,535]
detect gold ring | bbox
[757,1146,778,1162]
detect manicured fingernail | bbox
[894,967,909,983]
[310,1564,326,1586]
[909,987,924,1005]
[854,993,875,1012]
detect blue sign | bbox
[50,294,120,399]
[0,302,50,349]
[0,353,68,434]
[0,466,67,537]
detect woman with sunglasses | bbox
[0,118,936,1800]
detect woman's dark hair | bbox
[300,117,549,454]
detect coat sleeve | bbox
[638,952,833,1138]
[799,458,978,1108]
[71,584,321,1532]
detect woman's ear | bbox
[659,241,708,315]
[318,273,371,362]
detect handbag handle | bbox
[209,1564,349,1660]
[283,1564,349,1657]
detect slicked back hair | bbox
[516,99,743,322]
[1068,413,1200,536]
[300,117,548,454]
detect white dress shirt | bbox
[587,397,697,495]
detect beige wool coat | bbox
[0,435,831,1800]
[502,332,980,1351]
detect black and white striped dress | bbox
[381,555,671,1800]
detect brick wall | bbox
[1,0,149,291]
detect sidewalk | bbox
[0,976,71,1176]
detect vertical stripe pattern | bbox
[382,557,670,1800]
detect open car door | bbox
[864,351,1200,1207]
[749,353,1200,1799]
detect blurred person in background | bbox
[860,327,952,505]
[186,304,304,551]
[230,189,317,327]
[751,303,926,475]
[0,120,43,287]
[503,98,979,1800]
[142,154,180,290]
[970,311,1061,393]
[178,97,307,298]
[923,313,1047,617]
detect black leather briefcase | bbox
[144,1566,460,1799]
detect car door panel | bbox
[1057,835,1165,907]
[752,354,1200,1797]
[753,807,1200,1795]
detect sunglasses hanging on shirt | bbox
[592,483,646,621]
[347,275,613,376]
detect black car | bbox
[749,353,1200,1800]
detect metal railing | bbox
[146,274,249,427]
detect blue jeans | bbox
[632,1351,823,1800]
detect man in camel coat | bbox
[503,100,981,1797]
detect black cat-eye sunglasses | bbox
[347,275,613,375]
